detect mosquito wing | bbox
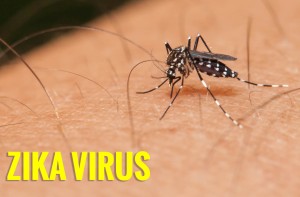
[190,50,237,61]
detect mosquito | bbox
[137,34,288,128]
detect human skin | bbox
[0,0,300,196]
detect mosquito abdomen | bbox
[196,58,238,78]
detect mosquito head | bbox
[166,68,176,85]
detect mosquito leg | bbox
[136,79,168,94]
[165,42,172,54]
[197,69,243,128]
[170,76,182,98]
[187,36,191,50]
[197,33,212,53]
[186,50,243,128]
[236,77,288,87]
[194,34,200,50]
[160,76,184,120]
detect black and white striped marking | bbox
[137,34,288,128]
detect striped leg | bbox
[165,42,172,54]
[160,76,184,120]
[170,76,181,98]
[194,34,199,50]
[186,50,243,128]
[187,36,191,50]
[136,79,168,94]
[195,33,212,53]
[236,77,288,88]
[197,68,243,128]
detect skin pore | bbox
[0,0,300,196]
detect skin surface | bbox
[0,0,300,196]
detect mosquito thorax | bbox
[166,46,190,78]
[166,46,187,65]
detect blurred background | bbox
[0,0,132,61]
